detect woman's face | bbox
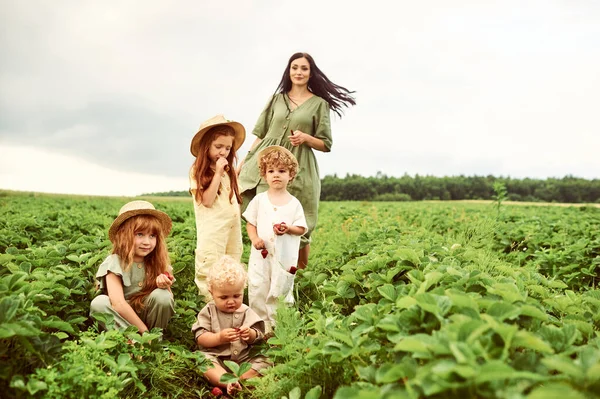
[289,57,311,87]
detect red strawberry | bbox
[163,272,174,281]
[289,266,297,275]
[279,222,286,231]
[261,249,268,258]
[211,386,223,397]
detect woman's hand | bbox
[289,130,308,146]
[219,328,241,343]
[156,272,174,289]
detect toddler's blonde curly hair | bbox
[258,149,298,182]
[206,255,247,291]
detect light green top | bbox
[95,254,145,299]
[238,93,332,245]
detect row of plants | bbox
[1,191,599,398]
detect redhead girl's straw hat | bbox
[190,114,246,156]
[108,200,172,242]
[258,145,298,169]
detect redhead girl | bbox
[238,52,355,270]
[189,115,246,299]
[90,200,175,333]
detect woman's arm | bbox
[105,272,148,333]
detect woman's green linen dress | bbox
[238,93,332,247]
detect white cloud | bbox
[0,144,187,196]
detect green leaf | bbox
[527,382,587,399]
[541,356,582,378]
[288,386,301,399]
[486,302,520,321]
[223,360,240,376]
[305,386,323,399]
[26,379,48,395]
[219,373,238,383]
[333,387,382,399]
[519,305,548,321]
[237,362,252,377]
[513,331,554,354]
[375,363,408,384]
[377,284,397,301]
[41,319,75,334]
[0,297,19,323]
[393,336,430,353]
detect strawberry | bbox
[163,272,174,281]
[211,386,223,397]
[261,249,268,258]
[274,222,286,232]
[289,266,298,275]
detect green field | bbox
[1,191,599,398]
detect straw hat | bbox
[108,200,172,242]
[190,114,246,156]
[257,145,298,169]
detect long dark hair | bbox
[274,52,356,118]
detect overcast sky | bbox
[1,0,598,196]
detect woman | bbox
[237,52,355,270]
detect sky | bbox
[1,0,599,196]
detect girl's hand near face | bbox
[215,157,229,174]
[288,130,307,146]
[219,328,241,343]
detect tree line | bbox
[142,174,600,203]
[320,173,600,203]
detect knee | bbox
[90,295,112,314]
[147,289,174,309]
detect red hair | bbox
[191,126,242,204]
[111,215,170,311]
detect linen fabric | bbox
[191,303,270,372]
[90,254,175,330]
[189,167,243,298]
[238,93,331,247]
[242,192,307,326]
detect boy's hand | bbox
[273,222,288,236]
[219,328,240,343]
[252,238,265,250]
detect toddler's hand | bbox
[219,328,241,343]
[238,326,252,342]
[273,222,288,236]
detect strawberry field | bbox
[1,191,599,398]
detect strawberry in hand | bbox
[261,249,268,258]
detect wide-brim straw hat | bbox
[190,114,246,156]
[108,200,172,243]
[257,145,298,169]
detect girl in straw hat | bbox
[90,200,175,333]
[242,146,307,331]
[238,52,355,270]
[189,115,246,299]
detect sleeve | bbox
[251,95,277,139]
[242,195,259,226]
[313,100,332,152]
[191,305,213,342]
[244,308,266,343]
[292,199,308,231]
[95,254,130,292]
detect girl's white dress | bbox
[242,191,307,329]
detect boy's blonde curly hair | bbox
[258,147,298,182]
[206,255,247,291]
